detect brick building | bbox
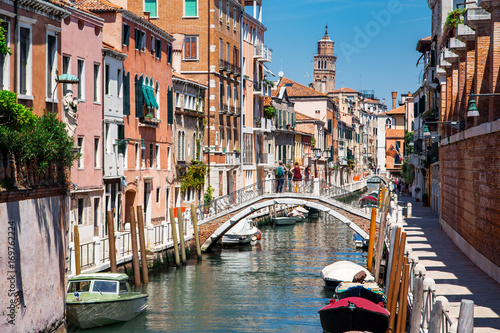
[312,25,336,95]
[117,0,249,197]
[414,0,500,283]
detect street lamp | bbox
[468,91,500,117]
[312,148,321,178]
[52,73,80,113]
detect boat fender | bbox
[256,230,262,240]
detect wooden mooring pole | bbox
[387,226,402,310]
[374,188,390,283]
[169,208,181,267]
[74,225,81,276]
[136,206,149,283]
[176,207,187,265]
[367,207,377,272]
[388,232,407,333]
[397,259,410,333]
[106,211,117,273]
[129,206,141,286]
[191,204,202,260]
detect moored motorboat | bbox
[271,216,297,226]
[222,219,261,245]
[320,260,374,289]
[335,281,386,305]
[318,296,390,333]
[66,273,148,329]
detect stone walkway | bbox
[399,196,500,332]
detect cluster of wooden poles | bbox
[364,186,411,333]
[73,204,203,286]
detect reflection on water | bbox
[69,214,366,333]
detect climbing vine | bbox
[180,160,207,194]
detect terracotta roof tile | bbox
[263,96,272,106]
[172,72,207,87]
[295,111,324,124]
[382,105,406,115]
[386,129,405,138]
[276,77,329,98]
[331,87,361,94]
[75,0,121,12]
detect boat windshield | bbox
[119,281,129,294]
[92,280,118,293]
[67,281,91,293]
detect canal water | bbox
[73,213,367,333]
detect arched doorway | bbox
[124,189,137,227]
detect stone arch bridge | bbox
[188,178,380,252]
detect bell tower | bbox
[313,25,337,95]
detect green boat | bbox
[66,273,148,329]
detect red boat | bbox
[318,297,390,333]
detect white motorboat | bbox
[321,260,374,289]
[271,216,297,226]
[221,219,261,245]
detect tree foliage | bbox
[401,160,415,186]
[180,160,207,194]
[0,19,11,56]
[405,131,414,155]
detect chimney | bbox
[392,92,397,110]
[143,11,150,21]
[382,98,386,105]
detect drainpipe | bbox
[206,0,211,188]
[13,0,18,95]
[239,8,243,189]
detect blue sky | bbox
[260,0,431,107]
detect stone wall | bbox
[440,130,500,268]
[0,189,68,332]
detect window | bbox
[184,0,197,17]
[184,35,197,59]
[0,19,10,90]
[62,55,70,95]
[117,69,122,97]
[155,39,162,59]
[219,38,223,61]
[77,59,85,100]
[135,143,140,169]
[167,146,171,170]
[19,26,32,96]
[226,3,230,24]
[93,197,99,229]
[167,44,172,63]
[178,131,185,161]
[155,144,160,169]
[233,7,237,28]
[175,92,181,107]
[77,198,84,225]
[144,0,157,18]
[150,35,155,54]
[77,137,84,168]
[122,23,130,46]
[149,143,154,168]
[156,187,160,204]
[226,42,230,61]
[94,137,100,168]
[219,0,223,20]
[94,63,100,102]
[135,28,145,51]
[226,84,230,108]
[46,33,57,98]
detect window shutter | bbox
[168,87,174,124]
[185,0,197,17]
[145,0,157,17]
[123,24,130,46]
[156,40,162,59]
[292,113,296,128]
[167,44,172,63]
[135,75,144,118]
[123,71,130,115]
[278,109,282,127]
[118,124,125,155]
[135,28,140,49]
[327,119,332,134]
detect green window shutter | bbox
[135,75,144,118]
[118,124,125,155]
[145,0,157,17]
[123,24,129,46]
[185,0,197,17]
[156,39,162,59]
[147,86,159,109]
[278,146,281,161]
[278,110,282,126]
[327,119,332,134]
[167,44,172,63]
[135,28,140,49]
[292,113,296,127]
[167,87,174,124]
[123,71,130,116]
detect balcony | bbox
[442,47,458,63]
[219,60,227,72]
[253,44,272,63]
[225,152,241,165]
[231,63,241,77]
[465,7,491,30]
[478,0,499,12]
[449,38,466,53]
[456,23,475,43]
[253,81,263,95]
[220,103,229,114]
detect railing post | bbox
[313,178,320,196]
[162,221,168,246]
[398,206,403,223]
[69,242,75,274]
[94,236,101,266]
[147,226,154,249]
[423,277,436,329]
[265,177,272,194]
[115,233,122,260]
[410,276,424,333]
[457,299,474,333]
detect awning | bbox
[147,86,159,109]
[142,85,152,108]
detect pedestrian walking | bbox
[292,162,303,193]
[275,161,285,193]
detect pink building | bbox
[61,5,104,243]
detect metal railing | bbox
[80,241,96,269]
[101,237,109,262]
[120,232,132,257]
[153,224,163,246]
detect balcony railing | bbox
[253,44,272,62]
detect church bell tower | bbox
[313,25,337,95]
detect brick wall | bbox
[440,131,500,267]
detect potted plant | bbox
[233,148,241,153]
[145,113,153,120]
[422,193,429,207]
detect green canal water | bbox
[71,213,367,332]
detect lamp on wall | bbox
[141,139,146,150]
[468,91,500,117]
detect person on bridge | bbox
[276,161,285,193]
[292,162,303,193]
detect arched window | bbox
[193,132,197,160]
[386,118,392,129]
